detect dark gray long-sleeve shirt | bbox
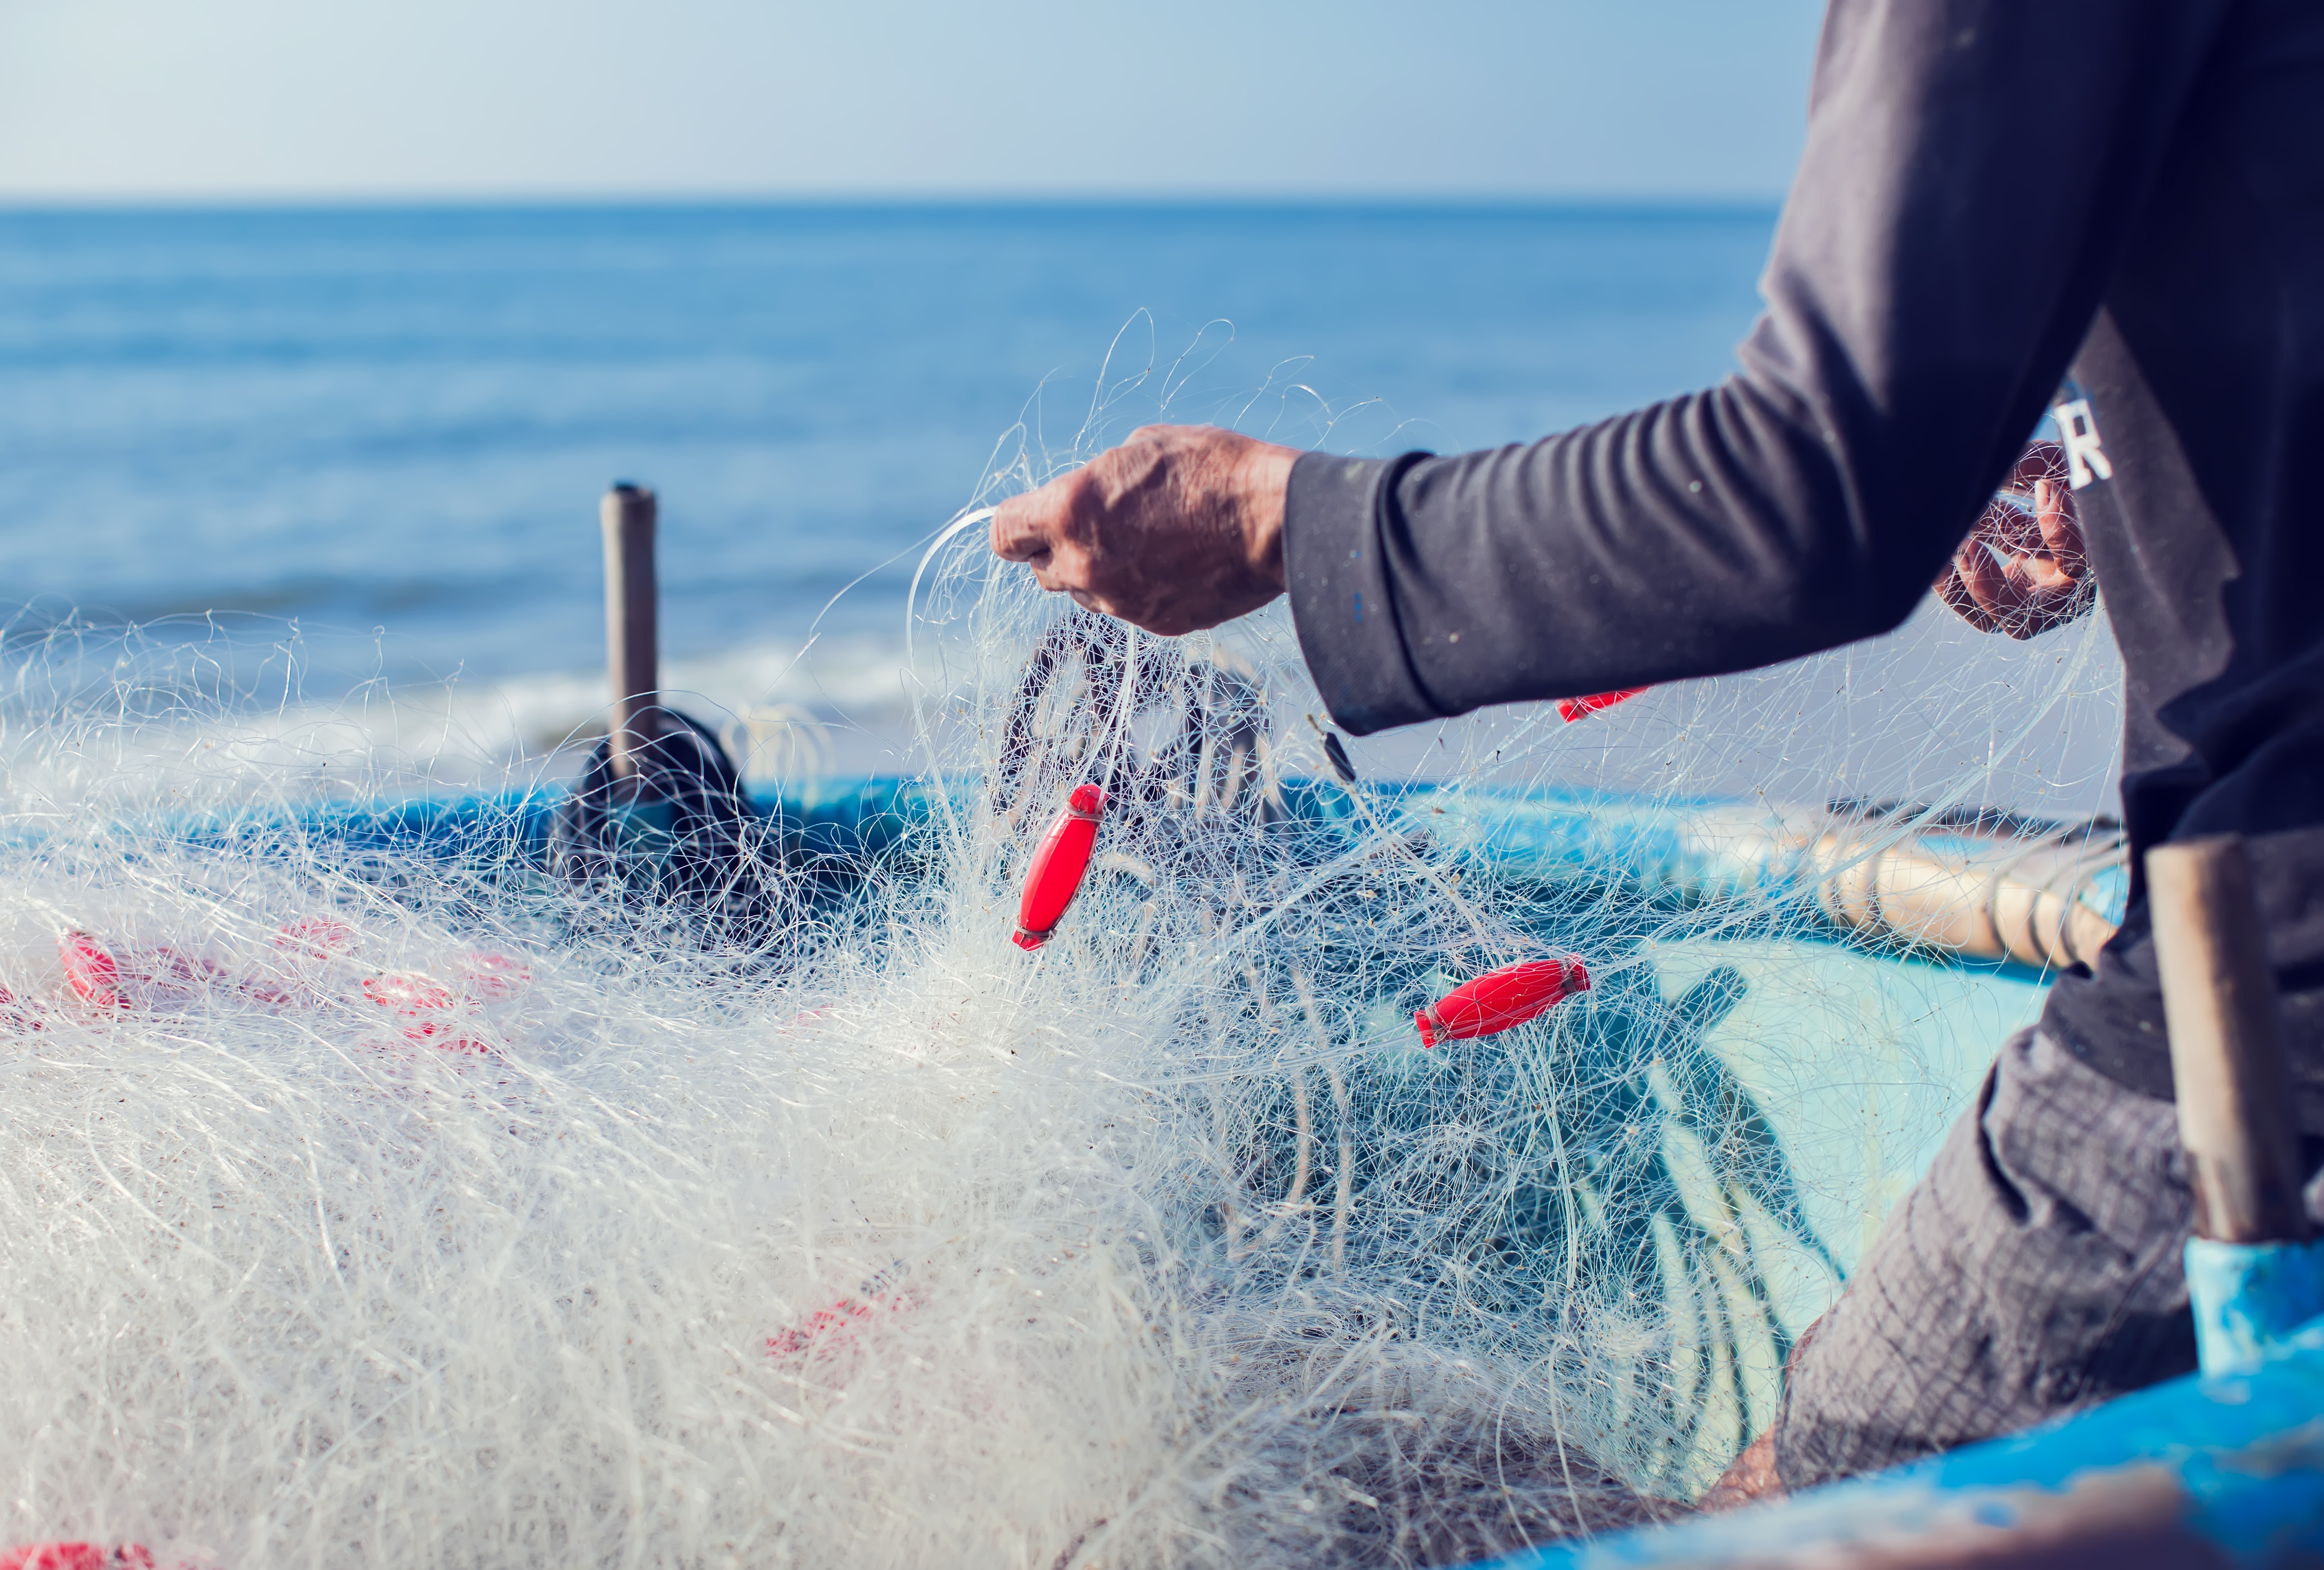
[1283,0,2324,1130]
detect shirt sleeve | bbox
[1284,0,2228,736]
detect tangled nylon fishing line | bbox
[0,342,2124,1569]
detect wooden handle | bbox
[601,483,659,779]
[2148,834,2311,1243]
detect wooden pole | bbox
[601,482,659,780]
[2148,834,2312,1243]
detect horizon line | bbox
[0,189,1787,215]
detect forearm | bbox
[1287,0,2220,736]
[1286,376,1939,734]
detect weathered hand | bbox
[990,425,1300,637]
[1935,440,2094,639]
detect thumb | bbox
[2033,480,2086,570]
[991,489,1059,565]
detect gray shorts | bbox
[1770,1027,2249,1489]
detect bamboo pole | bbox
[2147,834,2311,1243]
[601,483,659,780]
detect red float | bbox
[0,1547,153,1570]
[361,972,487,1053]
[1557,687,1648,724]
[456,950,531,1002]
[765,1293,912,1362]
[275,915,357,959]
[1012,784,1106,951]
[59,933,121,1011]
[1414,957,1589,1048]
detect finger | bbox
[1968,549,2046,640]
[1936,563,2002,633]
[1024,540,1079,591]
[991,486,1066,564]
[1959,541,2022,620]
[1965,495,2036,557]
[1995,508,2043,557]
[1994,549,2098,639]
[2002,579,2089,638]
[1028,529,1115,604]
[2032,478,2088,573]
[2001,552,2074,598]
[1995,492,2050,555]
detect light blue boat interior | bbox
[147,773,2320,1561]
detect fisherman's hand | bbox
[1935,440,2094,639]
[991,425,1299,637]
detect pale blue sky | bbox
[0,0,1827,201]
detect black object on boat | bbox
[548,706,781,950]
[547,483,781,951]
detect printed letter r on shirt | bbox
[2051,397,2114,489]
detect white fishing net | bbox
[0,348,2124,1570]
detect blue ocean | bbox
[0,203,1774,688]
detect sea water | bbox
[0,203,1774,733]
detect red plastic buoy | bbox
[1414,957,1589,1048]
[59,933,121,1011]
[361,972,487,1053]
[456,949,531,1002]
[1,1546,154,1570]
[1013,784,1105,951]
[1557,687,1648,724]
[276,915,357,959]
[765,1293,911,1362]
